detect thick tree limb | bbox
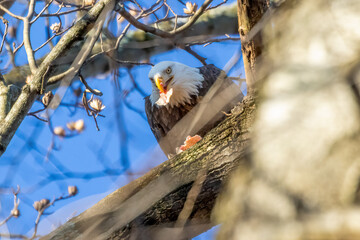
[215,0,360,239]
[0,77,20,122]
[0,74,8,121]
[42,96,256,240]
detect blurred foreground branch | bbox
[215,0,360,239]
[43,96,255,240]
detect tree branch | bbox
[0,75,8,121]
[23,0,37,74]
[171,0,213,35]
[117,0,213,38]
[42,96,256,240]
[117,5,172,38]
[0,2,22,20]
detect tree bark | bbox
[237,0,269,94]
[42,96,256,240]
[215,0,360,239]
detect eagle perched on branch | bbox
[145,61,243,157]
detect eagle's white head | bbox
[148,61,204,107]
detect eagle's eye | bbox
[166,67,172,74]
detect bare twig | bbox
[171,0,213,35]
[141,1,164,18]
[12,41,24,54]
[28,168,124,193]
[79,74,103,96]
[188,36,241,47]
[181,45,207,65]
[30,0,54,24]
[123,98,146,120]
[126,68,148,97]
[44,10,54,49]
[31,190,78,239]
[0,4,23,20]
[112,77,129,169]
[34,17,72,53]
[115,22,132,49]
[164,2,178,31]
[117,5,172,38]
[154,14,190,24]
[27,111,48,122]
[106,53,154,66]
[54,0,82,8]
[207,0,228,11]
[23,0,38,74]
[45,134,55,162]
[47,68,74,86]
[118,0,213,38]
[0,186,21,227]
[82,92,105,131]
[0,16,8,53]
[40,6,91,17]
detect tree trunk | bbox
[237,0,269,94]
[215,0,360,239]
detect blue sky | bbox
[0,0,244,238]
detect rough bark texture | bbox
[42,96,256,240]
[215,0,360,239]
[237,0,268,94]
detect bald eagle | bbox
[145,61,243,157]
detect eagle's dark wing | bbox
[145,64,243,157]
[145,96,196,143]
[197,64,223,97]
[195,64,243,136]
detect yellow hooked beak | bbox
[155,75,166,94]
